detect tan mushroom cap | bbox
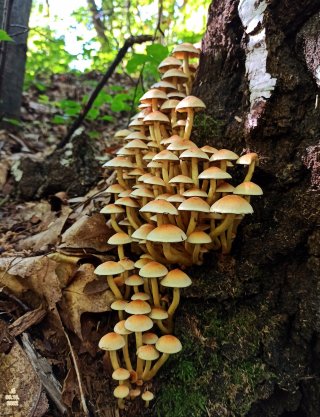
[143,175,166,187]
[131,187,154,199]
[151,80,177,90]
[169,175,194,185]
[114,385,129,399]
[106,184,125,194]
[131,292,151,301]
[178,197,210,213]
[125,314,153,332]
[108,232,132,245]
[236,152,259,165]
[103,156,134,168]
[131,225,155,241]
[183,187,208,198]
[187,231,212,244]
[116,147,136,157]
[112,368,130,381]
[146,224,187,243]
[125,274,144,286]
[172,42,200,59]
[137,345,160,361]
[210,195,253,214]
[142,332,159,344]
[156,334,182,354]
[114,129,133,138]
[111,300,128,311]
[160,99,180,112]
[142,391,155,402]
[198,166,232,180]
[115,197,139,208]
[216,181,235,193]
[161,269,192,288]
[149,307,169,320]
[125,139,148,150]
[124,132,149,142]
[153,149,179,162]
[179,147,209,160]
[233,181,263,196]
[156,193,172,200]
[209,149,239,162]
[139,261,168,278]
[114,320,132,335]
[167,91,186,99]
[125,300,151,315]
[167,140,196,151]
[162,68,188,80]
[134,257,153,268]
[140,199,178,215]
[167,194,186,203]
[100,204,125,214]
[99,332,125,350]
[158,56,182,72]
[118,258,135,271]
[118,189,134,197]
[201,145,218,155]
[143,111,170,124]
[95,261,125,276]
[176,96,206,112]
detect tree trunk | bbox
[0,0,32,120]
[141,2,320,417]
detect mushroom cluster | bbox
[96,42,263,409]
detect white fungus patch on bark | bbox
[238,0,277,129]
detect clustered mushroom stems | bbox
[97,42,263,409]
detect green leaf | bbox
[100,115,114,122]
[3,117,21,126]
[52,115,68,124]
[146,44,168,61]
[88,130,100,139]
[126,53,148,73]
[0,30,13,42]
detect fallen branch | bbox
[56,34,153,150]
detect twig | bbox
[56,34,153,150]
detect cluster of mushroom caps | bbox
[95,42,263,409]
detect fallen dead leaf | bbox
[59,263,114,339]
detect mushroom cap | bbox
[131,292,151,301]
[198,166,232,180]
[140,89,167,103]
[178,197,210,213]
[156,335,182,354]
[114,385,129,399]
[210,195,253,214]
[153,149,179,162]
[216,181,235,193]
[143,151,157,161]
[160,99,180,112]
[100,204,125,214]
[105,184,125,194]
[172,42,200,59]
[169,174,194,185]
[111,300,128,311]
[187,230,212,244]
[94,261,125,276]
[137,345,160,361]
[125,139,148,150]
[142,332,159,344]
[140,199,178,215]
[147,160,163,169]
[167,194,186,203]
[183,187,208,198]
[156,193,172,200]
[103,157,134,169]
[209,149,239,162]
[99,332,125,350]
[162,68,188,80]
[118,258,135,271]
[236,152,259,165]
[114,129,132,138]
[124,132,149,142]
[125,300,151,315]
[179,147,209,160]
[167,140,196,151]
[176,96,206,113]
[134,256,153,268]
[139,261,168,278]
[233,181,263,196]
[125,314,153,332]
[167,91,186,99]
[201,145,218,155]
[146,224,187,243]
[112,368,130,381]
[108,232,132,245]
[114,320,132,335]
[143,111,170,124]
[115,197,139,208]
[151,81,177,91]
[142,391,155,401]
[149,307,169,320]
[143,175,166,187]
[161,269,192,288]
[125,274,144,286]
[131,224,155,241]
[129,388,141,398]
[118,189,134,197]
[158,56,182,72]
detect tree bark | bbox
[0,0,32,120]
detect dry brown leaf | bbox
[59,213,113,252]
[0,334,49,417]
[17,206,72,251]
[59,263,114,339]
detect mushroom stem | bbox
[142,360,153,380]
[210,214,236,239]
[244,161,256,182]
[116,168,127,189]
[109,350,121,370]
[118,245,125,260]
[184,109,194,140]
[167,287,180,331]
[207,179,217,205]
[144,353,169,381]
[123,335,133,371]
[107,275,123,300]
[192,244,201,265]
[110,214,125,233]
[186,211,198,236]
[156,319,170,334]
[191,158,199,186]
[151,278,161,307]
[146,241,167,264]
[126,207,141,230]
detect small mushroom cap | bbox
[149,307,169,320]
[201,145,218,155]
[179,147,209,160]
[178,197,210,213]
[148,160,163,169]
[125,132,149,142]
[140,199,178,215]
[99,332,125,350]
[142,391,154,402]
[134,257,153,269]
[236,152,259,165]
[143,151,157,161]
[139,261,168,278]
[176,96,206,113]
[143,111,170,124]
[167,194,186,203]
[156,335,182,354]
[118,189,134,197]
[125,300,151,315]
[151,80,177,90]
[167,139,196,151]
[105,184,125,194]
[125,274,144,286]
[118,258,135,271]
[112,368,131,381]
[169,175,194,185]
[111,300,128,311]
[183,187,208,198]
[233,181,263,196]
[158,56,182,72]
[125,139,148,149]
[137,345,160,361]
[132,224,155,241]
[161,269,192,288]
[160,99,180,112]
[216,181,235,193]
[153,149,179,161]
[167,91,186,99]
[108,232,132,245]
[125,314,153,332]
[114,385,129,399]
[140,89,168,103]
[115,197,139,208]
[187,230,212,244]
[114,129,132,138]
[172,42,200,59]
[209,149,239,162]
[103,157,134,168]
[114,320,132,335]
[131,292,151,301]
[198,166,232,180]
[142,332,159,344]
[129,388,141,398]
[146,224,187,243]
[162,68,188,80]
[210,195,253,214]
[94,261,125,276]
[100,204,125,214]
[143,175,166,187]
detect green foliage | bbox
[0,30,13,42]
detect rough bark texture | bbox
[0,0,32,119]
[139,1,320,417]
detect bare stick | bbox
[57,34,153,149]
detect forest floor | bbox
[0,73,148,417]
